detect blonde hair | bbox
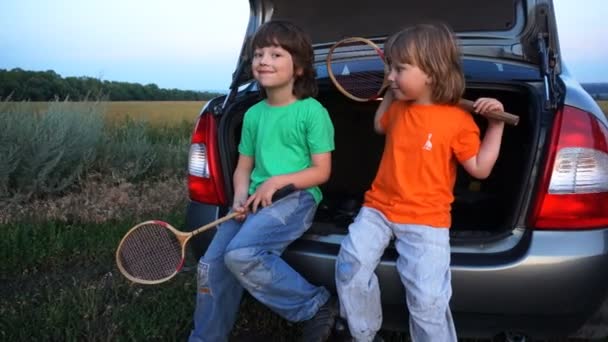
[385,23,464,105]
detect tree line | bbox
[0,68,224,101]
[581,83,608,100]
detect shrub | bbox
[0,99,190,200]
[95,117,157,181]
[0,99,104,199]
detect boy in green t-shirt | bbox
[189,20,336,342]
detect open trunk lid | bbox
[232,0,561,107]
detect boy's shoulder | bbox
[444,104,472,119]
[296,97,327,113]
[247,99,268,112]
[242,100,268,122]
[425,103,474,123]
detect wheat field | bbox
[104,101,205,126]
[599,100,607,115]
[9,101,206,127]
[8,100,606,126]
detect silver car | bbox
[185,0,608,339]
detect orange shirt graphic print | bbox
[423,133,433,151]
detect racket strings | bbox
[117,223,183,281]
[329,40,386,100]
[334,71,385,98]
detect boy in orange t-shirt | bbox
[335,24,505,342]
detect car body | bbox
[185,0,608,339]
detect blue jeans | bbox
[335,207,456,342]
[189,190,330,342]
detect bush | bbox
[0,100,104,199]
[0,99,190,200]
[96,117,189,181]
[95,118,157,181]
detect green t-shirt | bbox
[238,97,335,204]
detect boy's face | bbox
[252,45,297,91]
[388,62,432,104]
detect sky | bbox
[0,0,607,92]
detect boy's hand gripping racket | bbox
[326,37,520,126]
[115,184,296,285]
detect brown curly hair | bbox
[250,20,318,99]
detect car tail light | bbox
[530,105,608,229]
[188,112,227,205]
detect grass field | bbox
[599,100,607,115]
[0,203,302,341]
[3,99,608,340]
[104,101,205,126]
[10,101,205,127]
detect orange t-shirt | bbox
[364,101,480,228]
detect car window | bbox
[317,58,540,82]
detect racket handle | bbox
[459,99,520,126]
[190,212,240,236]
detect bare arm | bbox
[374,91,394,134]
[232,154,254,220]
[246,152,332,212]
[460,98,506,179]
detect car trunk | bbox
[220,78,541,241]
[220,0,559,242]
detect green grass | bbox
[1,210,185,277]
[0,210,302,341]
[2,269,196,341]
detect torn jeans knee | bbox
[197,259,213,295]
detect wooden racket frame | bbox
[115,211,239,285]
[326,36,390,103]
[326,37,520,126]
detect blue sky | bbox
[1,0,606,92]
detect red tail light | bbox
[188,112,227,205]
[530,106,608,229]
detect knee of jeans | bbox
[224,247,272,288]
[408,290,450,314]
[336,249,361,284]
[224,247,257,273]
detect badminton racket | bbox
[115,184,296,285]
[326,37,520,126]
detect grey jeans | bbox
[335,207,456,342]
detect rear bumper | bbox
[185,200,608,339]
[285,228,608,339]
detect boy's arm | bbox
[233,154,254,220]
[246,152,331,212]
[461,98,505,179]
[374,90,394,134]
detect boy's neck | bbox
[265,85,298,107]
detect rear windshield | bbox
[317,58,539,82]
